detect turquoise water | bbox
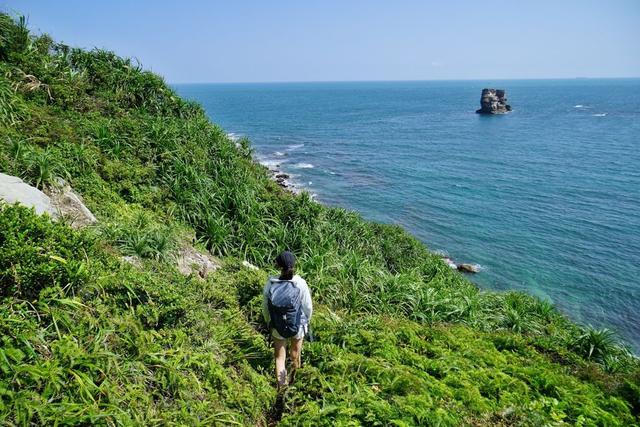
[174,80,640,351]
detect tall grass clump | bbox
[99,210,176,261]
[0,205,274,425]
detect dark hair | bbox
[276,251,296,280]
[279,267,294,281]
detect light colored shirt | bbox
[262,274,313,326]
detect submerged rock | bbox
[476,88,512,114]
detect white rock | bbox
[176,246,221,279]
[47,178,97,228]
[242,260,259,270]
[122,255,142,268]
[0,172,58,217]
[0,173,96,229]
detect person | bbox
[262,251,313,388]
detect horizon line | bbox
[168,76,640,85]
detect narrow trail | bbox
[267,369,298,426]
[266,392,285,427]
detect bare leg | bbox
[273,338,288,388]
[289,338,303,375]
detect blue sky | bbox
[3,0,639,83]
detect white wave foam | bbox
[273,151,286,156]
[469,264,484,272]
[259,160,280,168]
[433,250,458,269]
[258,157,287,169]
[446,259,457,269]
[227,132,241,141]
[293,162,314,169]
[574,105,584,108]
[592,113,607,117]
[286,143,305,151]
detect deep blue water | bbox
[174,80,640,351]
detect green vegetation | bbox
[1,13,638,425]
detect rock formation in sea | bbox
[476,88,512,114]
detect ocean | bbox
[173,79,640,351]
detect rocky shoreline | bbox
[264,163,304,195]
[228,132,302,194]
[273,171,293,190]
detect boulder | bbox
[47,178,97,228]
[476,88,512,114]
[176,245,221,279]
[0,172,57,216]
[0,173,97,229]
[457,263,480,274]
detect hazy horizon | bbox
[3,0,639,83]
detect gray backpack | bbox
[267,280,303,338]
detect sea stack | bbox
[476,88,512,114]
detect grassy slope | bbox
[0,13,639,426]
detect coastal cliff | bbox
[0,14,638,426]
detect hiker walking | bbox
[263,251,313,388]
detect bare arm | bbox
[298,278,313,321]
[262,279,271,325]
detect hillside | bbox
[1,14,639,426]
